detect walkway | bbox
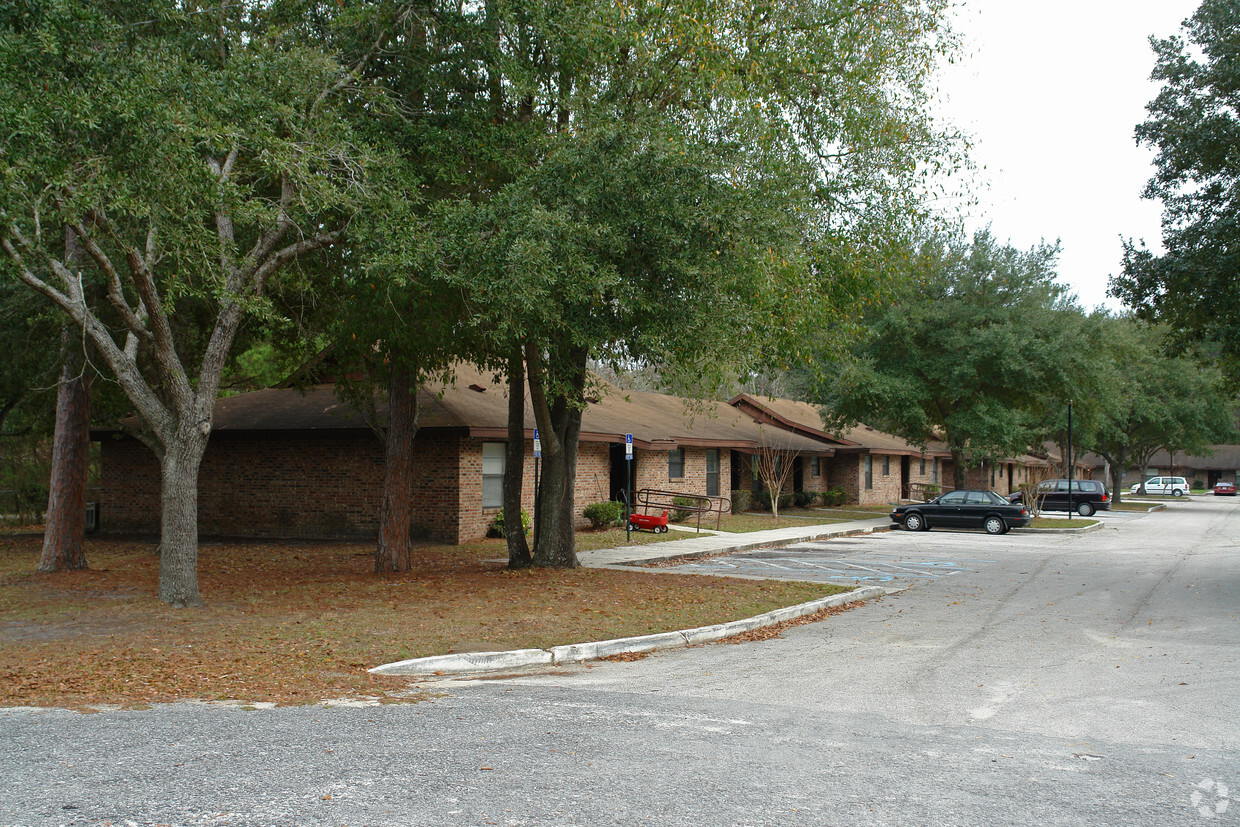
[371,516,895,676]
[576,516,894,569]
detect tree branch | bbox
[63,221,152,343]
[1,235,174,443]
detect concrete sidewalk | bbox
[577,516,894,569]
[370,516,894,678]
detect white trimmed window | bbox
[669,447,685,479]
[482,443,505,509]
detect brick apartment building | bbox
[95,365,832,544]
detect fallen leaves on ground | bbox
[0,535,848,709]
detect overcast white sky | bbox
[933,0,1201,310]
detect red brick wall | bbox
[100,431,465,544]
[456,438,613,542]
[627,447,730,503]
[826,455,861,503]
[100,432,740,543]
[825,453,941,505]
[97,435,162,535]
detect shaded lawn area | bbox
[1029,517,1099,528]
[666,508,888,535]
[0,535,848,710]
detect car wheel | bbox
[903,512,924,531]
[1173,489,1184,497]
[984,516,1006,535]
[1077,502,1095,517]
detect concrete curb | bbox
[369,585,887,677]
[1021,521,1105,534]
[602,523,895,568]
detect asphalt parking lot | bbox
[668,533,998,587]
[665,510,1148,587]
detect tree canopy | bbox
[410,0,964,566]
[1083,317,1236,501]
[1111,0,1240,384]
[0,1,392,604]
[811,229,1083,487]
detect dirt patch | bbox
[0,535,848,709]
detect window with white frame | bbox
[706,449,720,496]
[482,442,505,509]
[668,447,685,479]
[864,455,873,489]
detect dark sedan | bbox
[891,489,1032,535]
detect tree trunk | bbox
[531,404,582,568]
[38,331,92,573]
[504,352,532,569]
[376,362,417,573]
[1101,446,1127,505]
[157,427,208,608]
[526,344,585,569]
[952,449,967,490]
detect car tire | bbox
[1173,489,1184,497]
[903,512,925,532]
[984,516,1006,535]
[1077,502,1095,517]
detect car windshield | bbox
[984,491,1008,504]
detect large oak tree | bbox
[423,0,964,567]
[812,229,1082,488]
[0,2,391,605]
[1112,0,1240,384]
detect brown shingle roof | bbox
[203,364,833,455]
[729,393,951,456]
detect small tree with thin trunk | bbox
[753,432,800,523]
[1017,462,1056,518]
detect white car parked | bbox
[1130,476,1190,497]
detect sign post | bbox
[533,428,541,537]
[1066,400,1073,521]
[625,434,633,542]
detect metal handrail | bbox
[634,488,731,531]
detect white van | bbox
[1130,476,1190,497]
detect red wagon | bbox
[628,510,670,533]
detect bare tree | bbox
[1017,462,1056,518]
[753,430,800,523]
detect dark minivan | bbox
[1008,479,1109,516]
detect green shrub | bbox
[730,489,751,513]
[671,496,699,522]
[754,491,793,512]
[792,490,816,508]
[582,501,624,529]
[487,507,531,538]
[820,487,849,507]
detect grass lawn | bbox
[1109,501,1163,512]
[659,506,892,535]
[0,534,849,710]
[1029,517,1099,529]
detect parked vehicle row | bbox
[1130,476,1190,497]
[891,490,1031,535]
[891,473,1237,538]
[1007,479,1109,517]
